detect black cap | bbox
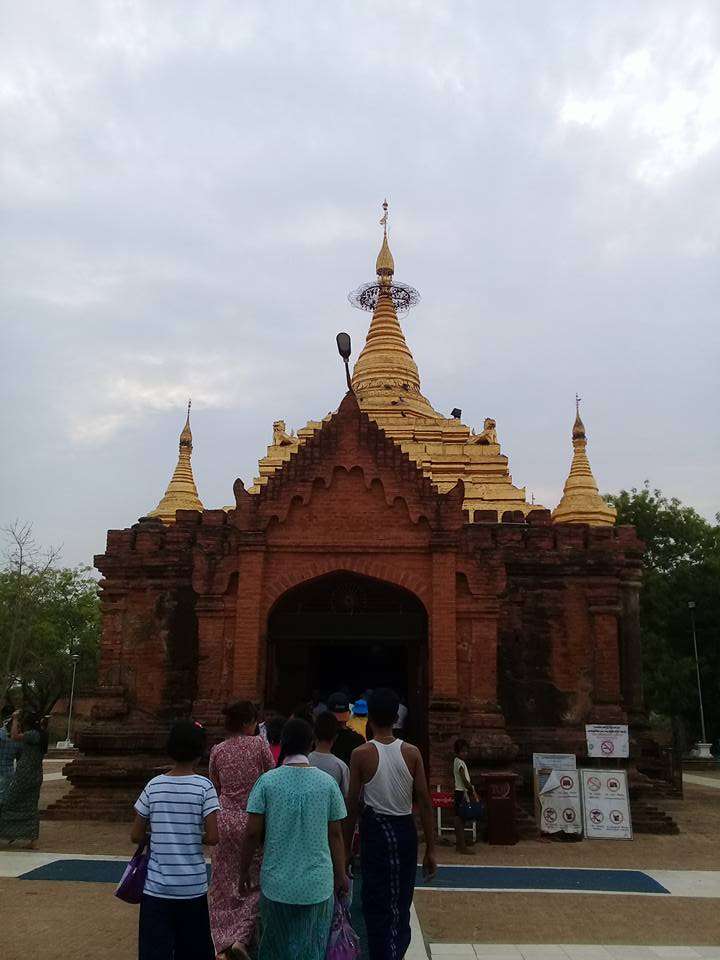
[327,691,350,713]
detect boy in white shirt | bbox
[453,738,477,855]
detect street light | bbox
[688,601,711,757]
[58,652,80,750]
[336,332,353,392]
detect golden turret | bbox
[351,202,438,419]
[552,397,616,526]
[148,401,204,523]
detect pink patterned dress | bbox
[208,734,275,953]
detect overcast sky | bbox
[2,1,719,568]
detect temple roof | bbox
[148,401,204,523]
[251,206,541,519]
[552,398,616,526]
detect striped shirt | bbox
[135,773,219,900]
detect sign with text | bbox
[532,753,577,771]
[580,768,633,840]
[585,724,629,759]
[535,768,583,835]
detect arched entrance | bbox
[266,572,428,749]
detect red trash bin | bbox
[480,771,520,845]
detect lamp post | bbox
[336,332,353,391]
[58,652,80,749]
[688,601,711,758]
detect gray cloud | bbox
[2,0,719,566]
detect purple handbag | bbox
[115,841,149,904]
[326,893,360,960]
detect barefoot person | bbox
[453,738,477,855]
[131,720,219,960]
[208,701,275,960]
[240,718,348,960]
[0,709,48,848]
[344,688,437,960]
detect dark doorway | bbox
[266,573,428,750]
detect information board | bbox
[532,753,577,771]
[580,768,633,840]
[585,724,629,759]
[535,768,583,835]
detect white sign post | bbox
[580,769,633,840]
[585,724,629,759]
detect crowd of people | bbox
[131,687,437,960]
[0,707,49,848]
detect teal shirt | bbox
[247,765,346,905]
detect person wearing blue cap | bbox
[347,698,368,739]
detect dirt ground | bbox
[414,891,720,946]
[0,879,137,960]
[1,779,715,956]
[32,783,720,869]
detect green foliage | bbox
[606,484,720,745]
[0,524,100,714]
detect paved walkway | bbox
[684,774,720,789]
[2,854,720,899]
[431,947,720,959]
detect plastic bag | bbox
[326,893,361,960]
[115,842,149,904]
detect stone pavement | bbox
[430,947,720,959]
[4,853,720,899]
[683,774,720,789]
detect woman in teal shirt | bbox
[240,718,347,960]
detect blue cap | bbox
[353,699,368,716]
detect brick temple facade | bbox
[53,215,661,823]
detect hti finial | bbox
[187,398,192,417]
[380,198,389,236]
[572,392,586,440]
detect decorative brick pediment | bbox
[231,391,465,534]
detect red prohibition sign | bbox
[601,740,615,755]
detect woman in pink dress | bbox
[209,700,274,960]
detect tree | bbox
[606,485,720,747]
[0,522,101,714]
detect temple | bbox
[53,208,667,827]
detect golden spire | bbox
[552,395,616,526]
[351,201,437,419]
[148,400,204,523]
[376,199,395,282]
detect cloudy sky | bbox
[2,1,719,568]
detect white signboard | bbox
[585,724,629,759]
[533,753,577,771]
[535,768,583,835]
[580,769,633,840]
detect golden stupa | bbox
[148,401,204,522]
[552,398,616,526]
[252,203,539,519]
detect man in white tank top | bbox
[344,689,437,960]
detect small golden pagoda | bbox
[253,203,539,519]
[148,401,204,523]
[552,397,616,526]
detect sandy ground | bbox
[414,891,720,946]
[1,778,714,955]
[0,878,137,960]
[33,782,720,871]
